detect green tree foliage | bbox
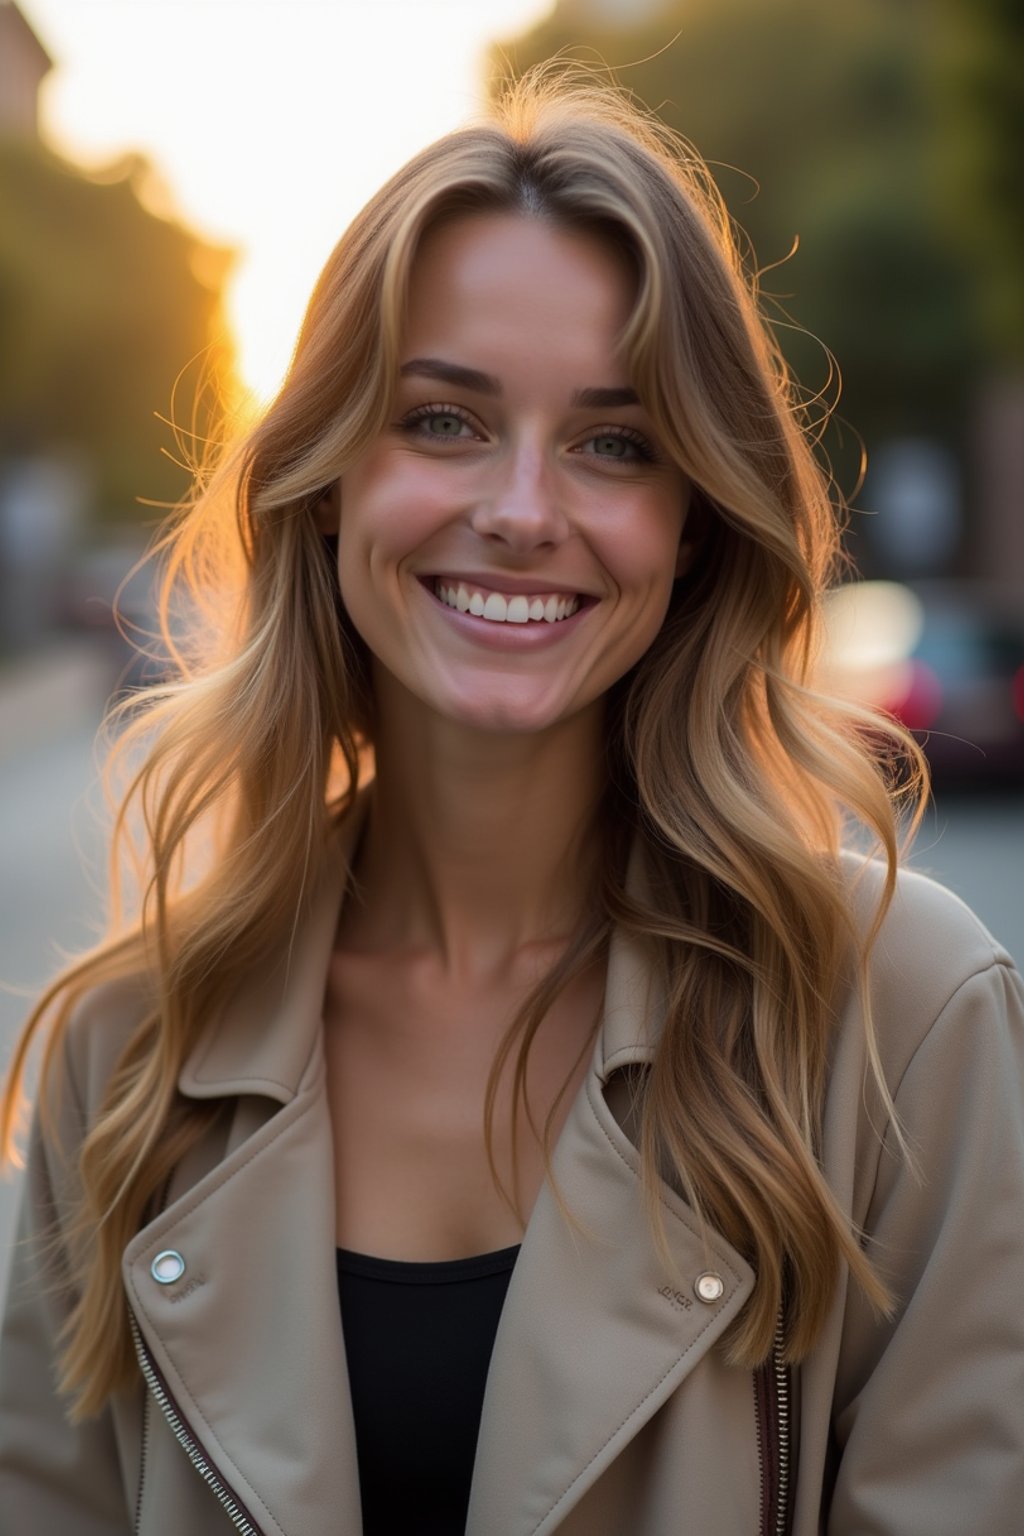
[0,139,237,525]
[491,0,996,489]
[932,0,1024,361]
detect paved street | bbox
[0,645,114,1292]
[1,704,1022,1298]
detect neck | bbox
[343,687,607,980]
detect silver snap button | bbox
[694,1271,725,1304]
[151,1250,186,1285]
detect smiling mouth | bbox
[432,578,582,624]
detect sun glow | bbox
[23,0,556,403]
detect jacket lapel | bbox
[467,923,754,1536]
[123,811,365,1536]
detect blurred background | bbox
[1,0,1022,1252]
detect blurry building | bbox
[976,378,1024,594]
[0,0,52,141]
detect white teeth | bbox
[433,579,580,624]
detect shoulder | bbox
[836,850,1021,1095]
[842,849,1011,997]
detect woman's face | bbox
[334,211,691,736]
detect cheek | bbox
[337,459,449,584]
[598,499,686,598]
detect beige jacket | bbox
[2,819,1023,1535]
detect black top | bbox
[336,1242,520,1536]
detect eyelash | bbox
[398,402,479,437]
[396,404,659,463]
[580,427,658,463]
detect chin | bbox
[447,704,564,736]
[433,685,581,737]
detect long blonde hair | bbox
[2,67,925,1417]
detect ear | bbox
[311,481,340,535]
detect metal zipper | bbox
[128,1310,266,1536]
[753,1313,792,1536]
[771,1313,791,1536]
[752,1363,768,1535]
[133,1383,151,1536]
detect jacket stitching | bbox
[857,959,1021,1235]
[185,1070,295,1095]
[140,1363,283,1535]
[887,956,1014,1103]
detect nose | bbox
[469,444,569,554]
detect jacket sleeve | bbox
[0,1032,133,1534]
[827,956,1024,1534]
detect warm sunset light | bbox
[22,0,556,402]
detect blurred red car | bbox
[821,581,1024,788]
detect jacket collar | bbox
[597,839,667,1074]
[176,797,366,1104]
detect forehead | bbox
[401,212,637,379]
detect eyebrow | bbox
[400,358,500,396]
[399,358,640,410]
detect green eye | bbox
[399,405,477,440]
[580,428,654,463]
[427,413,467,437]
[593,435,629,457]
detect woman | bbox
[2,72,1022,1536]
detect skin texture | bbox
[319,214,693,1257]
